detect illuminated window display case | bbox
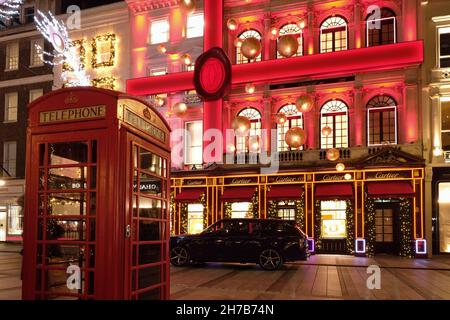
[22,87,171,300]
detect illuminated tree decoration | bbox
[35,10,90,87]
[91,77,116,90]
[91,33,116,69]
[0,0,23,20]
[62,39,86,72]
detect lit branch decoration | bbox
[0,0,23,20]
[35,10,90,87]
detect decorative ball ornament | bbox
[296,95,314,113]
[227,18,238,31]
[240,37,262,60]
[249,136,260,152]
[277,35,299,58]
[155,96,165,107]
[326,148,340,161]
[245,83,256,94]
[322,126,332,137]
[179,0,196,14]
[157,44,167,54]
[234,38,243,48]
[297,20,306,29]
[232,116,251,135]
[285,127,306,149]
[344,173,352,180]
[181,53,192,65]
[270,27,279,40]
[336,163,346,172]
[227,144,236,153]
[275,113,287,125]
[172,102,188,116]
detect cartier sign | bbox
[318,174,346,182]
[225,177,258,185]
[366,171,410,180]
[268,176,304,183]
[183,179,206,186]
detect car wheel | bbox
[170,246,190,267]
[258,248,283,271]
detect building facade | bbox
[127,0,426,257]
[421,0,450,255]
[53,1,131,91]
[0,0,58,242]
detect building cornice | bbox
[0,74,53,89]
[432,15,450,23]
[126,0,178,14]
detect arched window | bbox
[236,108,262,153]
[277,23,303,59]
[236,29,262,64]
[320,16,348,53]
[320,100,349,149]
[367,95,397,146]
[277,104,304,151]
[366,8,396,47]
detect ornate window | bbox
[320,100,348,149]
[367,95,397,146]
[439,27,450,68]
[277,23,303,59]
[236,29,262,64]
[320,16,347,53]
[236,108,261,153]
[366,8,396,47]
[277,104,304,152]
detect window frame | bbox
[320,100,349,149]
[150,18,170,44]
[186,12,204,39]
[276,104,304,152]
[4,92,18,123]
[277,23,303,59]
[235,107,262,153]
[366,8,397,47]
[21,5,35,24]
[367,95,398,146]
[30,38,44,67]
[184,120,203,165]
[3,141,17,178]
[441,96,450,153]
[438,26,450,69]
[29,88,44,103]
[5,42,19,71]
[320,16,348,53]
[236,29,262,64]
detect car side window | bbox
[230,221,249,236]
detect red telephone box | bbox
[22,87,171,300]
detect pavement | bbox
[1,243,450,300]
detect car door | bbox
[197,220,232,262]
[226,221,262,262]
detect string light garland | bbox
[91,33,116,69]
[63,39,86,72]
[35,10,90,87]
[0,0,22,20]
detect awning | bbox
[221,186,256,202]
[175,188,204,202]
[315,183,353,199]
[367,182,415,198]
[267,185,303,201]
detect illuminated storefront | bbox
[171,150,425,257]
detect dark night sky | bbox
[60,0,124,12]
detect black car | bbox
[170,218,309,271]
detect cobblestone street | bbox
[2,244,450,300]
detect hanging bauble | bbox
[285,127,306,149]
[297,20,306,29]
[227,18,238,31]
[277,34,299,58]
[296,95,314,113]
[321,126,332,137]
[336,162,345,172]
[326,148,340,161]
[248,135,260,152]
[245,83,256,94]
[226,144,236,153]
[344,173,352,180]
[274,113,287,125]
[173,102,187,116]
[240,37,262,60]
[270,27,279,40]
[232,116,251,135]
[181,53,192,65]
[157,44,167,54]
[179,0,196,14]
